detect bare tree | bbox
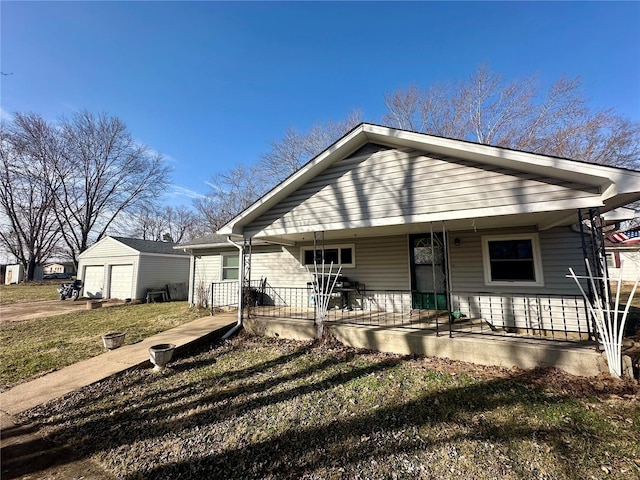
[126,205,167,241]
[194,163,263,233]
[258,110,363,184]
[383,65,640,168]
[163,205,198,243]
[0,114,63,280]
[194,113,363,233]
[127,204,198,243]
[52,111,170,264]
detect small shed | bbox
[77,236,190,300]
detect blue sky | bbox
[2,1,639,206]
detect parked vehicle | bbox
[58,279,82,301]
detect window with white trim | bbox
[300,244,355,268]
[482,234,544,286]
[221,254,239,280]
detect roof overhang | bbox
[218,123,640,239]
[175,235,290,253]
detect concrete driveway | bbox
[1,299,98,323]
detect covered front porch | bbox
[209,279,640,378]
[203,125,640,377]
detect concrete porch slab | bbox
[246,316,606,377]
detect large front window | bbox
[301,244,355,268]
[482,234,543,286]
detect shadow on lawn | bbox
[4,339,620,480]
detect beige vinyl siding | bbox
[249,236,409,291]
[448,226,588,332]
[191,248,237,306]
[252,245,311,287]
[134,255,190,300]
[194,255,220,306]
[342,235,409,291]
[235,237,409,311]
[449,226,585,295]
[245,147,600,237]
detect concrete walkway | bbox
[0,313,237,416]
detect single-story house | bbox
[178,123,640,376]
[77,236,190,300]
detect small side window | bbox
[221,254,239,280]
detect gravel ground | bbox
[14,334,640,480]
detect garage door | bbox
[109,264,133,300]
[83,266,104,299]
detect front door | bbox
[410,233,448,309]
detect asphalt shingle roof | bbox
[111,237,189,256]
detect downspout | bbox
[222,236,244,339]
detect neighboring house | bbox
[605,227,640,282]
[179,124,640,375]
[77,236,190,300]
[43,262,76,276]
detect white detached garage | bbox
[77,236,190,300]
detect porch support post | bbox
[242,236,252,317]
[442,220,453,339]
[430,223,439,336]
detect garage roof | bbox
[111,237,189,256]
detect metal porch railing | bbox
[210,282,593,342]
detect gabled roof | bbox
[218,123,640,237]
[110,237,188,256]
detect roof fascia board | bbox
[138,252,189,258]
[179,244,241,253]
[174,242,232,251]
[177,239,280,252]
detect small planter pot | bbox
[149,343,176,372]
[102,332,126,350]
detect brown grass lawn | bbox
[21,334,640,480]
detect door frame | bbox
[409,232,448,309]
